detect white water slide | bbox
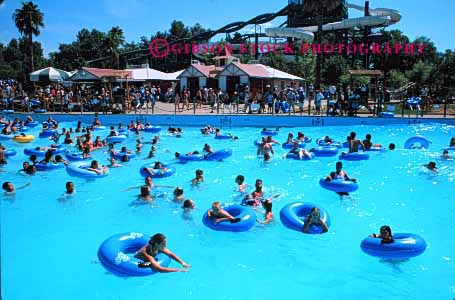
[265,3,401,41]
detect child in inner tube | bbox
[370,225,394,244]
[143,161,167,177]
[207,201,240,224]
[303,207,328,234]
[202,144,214,158]
[136,233,190,272]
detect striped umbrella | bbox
[29,67,71,82]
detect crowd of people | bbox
[2,78,444,116]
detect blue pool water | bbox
[1,122,455,300]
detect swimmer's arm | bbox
[320,219,329,233]
[123,186,141,192]
[219,209,234,219]
[141,250,186,273]
[161,248,191,268]
[16,182,31,190]
[302,218,311,233]
[87,168,101,175]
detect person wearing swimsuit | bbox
[135,233,190,272]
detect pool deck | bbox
[6,102,455,127]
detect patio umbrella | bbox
[29,67,70,82]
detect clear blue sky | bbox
[1,0,454,57]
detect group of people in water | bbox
[2,116,455,274]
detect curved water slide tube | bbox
[265,3,401,41]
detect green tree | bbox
[13,1,44,75]
[169,20,189,41]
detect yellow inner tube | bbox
[13,135,35,143]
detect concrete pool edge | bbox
[11,113,455,127]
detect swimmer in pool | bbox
[424,161,438,173]
[325,161,356,196]
[191,169,204,185]
[136,233,190,272]
[235,175,247,193]
[65,182,75,195]
[142,162,167,177]
[257,199,273,225]
[370,225,394,244]
[303,207,328,233]
[87,160,108,175]
[2,181,31,195]
[173,187,184,202]
[207,201,237,224]
[139,185,153,202]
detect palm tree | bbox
[107,26,125,49]
[105,26,125,69]
[13,1,44,75]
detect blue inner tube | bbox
[366,147,386,152]
[97,232,171,277]
[34,109,47,113]
[35,162,65,171]
[261,130,278,136]
[178,154,205,162]
[144,126,162,133]
[111,151,137,160]
[66,161,109,179]
[282,142,306,149]
[280,202,330,234]
[202,204,256,232]
[379,112,394,118]
[205,149,232,161]
[4,149,17,157]
[106,135,127,144]
[285,153,312,160]
[139,164,174,178]
[25,121,39,128]
[129,127,145,132]
[214,134,232,140]
[0,134,14,140]
[312,146,339,157]
[317,138,342,148]
[304,137,312,143]
[24,146,65,157]
[19,127,29,132]
[443,146,455,151]
[404,136,431,149]
[360,233,427,259]
[339,152,370,161]
[2,110,14,114]
[39,129,58,138]
[65,152,89,162]
[319,178,359,193]
[118,129,128,134]
[92,126,106,131]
